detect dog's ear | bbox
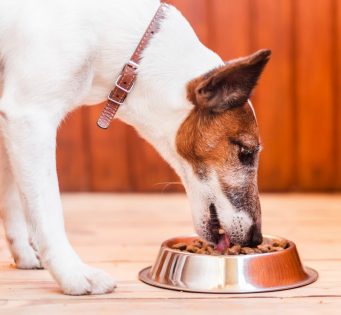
[187,49,271,113]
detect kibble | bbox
[171,238,289,256]
[171,242,187,251]
[227,244,241,255]
[240,247,255,255]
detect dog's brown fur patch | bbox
[176,103,260,176]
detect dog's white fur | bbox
[0,0,254,295]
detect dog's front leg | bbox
[1,112,116,295]
[0,133,42,269]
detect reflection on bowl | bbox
[139,235,318,293]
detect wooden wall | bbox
[57,0,341,192]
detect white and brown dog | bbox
[0,0,270,295]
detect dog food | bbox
[171,238,289,256]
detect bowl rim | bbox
[161,234,294,258]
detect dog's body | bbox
[0,0,270,295]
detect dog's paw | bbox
[14,245,43,270]
[59,264,117,295]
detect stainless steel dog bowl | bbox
[139,235,318,293]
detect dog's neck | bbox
[112,5,223,174]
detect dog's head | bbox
[175,49,271,248]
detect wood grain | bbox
[295,0,335,190]
[0,298,340,315]
[207,0,251,59]
[251,0,295,191]
[85,105,133,192]
[125,130,182,192]
[336,0,341,189]
[57,110,89,191]
[0,193,340,314]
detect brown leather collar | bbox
[97,3,167,129]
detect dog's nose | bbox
[248,224,263,247]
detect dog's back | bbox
[0,0,165,106]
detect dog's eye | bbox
[229,138,261,166]
[238,147,256,166]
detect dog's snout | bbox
[248,224,263,247]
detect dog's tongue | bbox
[216,232,230,252]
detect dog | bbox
[0,0,270,295]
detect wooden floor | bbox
[0,193,340,314]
